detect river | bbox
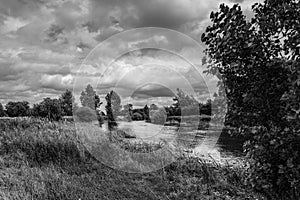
[102,121,246,163]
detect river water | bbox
[110,121,245,162]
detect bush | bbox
[32,98,63,121]
[245,125,300,199]
[132,112,143,121]
[74,107,97,122]
[150,108,167,125]
[96,111,105,127]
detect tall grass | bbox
[0,118,266,199]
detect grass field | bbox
[0,118,266,199]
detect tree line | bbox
[0,85,213,122]
[0,89,74,120]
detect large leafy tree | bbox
[201,0,299,197]
[5,101,30,117]
[60,89,74,116]
[80,84,101,110]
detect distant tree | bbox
[96,110,105,127]
[80,84,101,110]
[33,98,62,121]
[74,106,97,122]
[122,104,132,114]
[122,104,133,121]
[165,105,181,117]
[143,105,151,122]
[150,108,167,125]
[173,88,199,108]
[110,90,122,116]
[0,103,6,117]
[5,101,30,117]
[105,91,118,133]
[150,104,159,110]
[200,99,212,116]
[167,88,199,117]
[60,89,73,116]
[132,112,143,121]
[72,102,79,114]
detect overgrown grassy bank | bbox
[0,119,266,199]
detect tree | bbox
[74,106,97,122]
[200,99,212,116]
[105,91,118,133]
[0,103,6,117]
[5,101,30,117]
[80,84,101,110]
[110,90,122,116]
[132,112,143,121]
[173,88,199,108]
[122,104,133,121]
[33,98,62,121]
[60,89,73,116]
[143,105,151,122]
[150,104,159,110]
[122,104,132,114]
[201,0,300,198]
[150,108,167,125]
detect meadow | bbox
[0,118,266,199]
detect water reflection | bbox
[103,121,245,159]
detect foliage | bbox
[165,105,181,117]
[180,105,199,116]
[105,91,118,132]
[244,124,300,198]
[121,104,132,121]
[96,110,105,127]
[60,89,74,116]
[132,112,143,121]
[150,104,159,110]
[201,0,300,198]
[150,108,167,125]
[166,88,211,117]
[122,104,132,114]
[79,84,101,110]
[200,99,212,116]
[173,88,199,108]
[74,106,97,122]
[0,103,6,117]
[143,105,151,122]
[110,90,122,116]
[32,98,63,121]
[5,101,30,117]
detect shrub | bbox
[150,108,167,125]
[32,98,63,121]
[74,107,97,122]
[132,112,143,121]
[181,105,200,116]
[244,125,300,199]
[96,111,105,127]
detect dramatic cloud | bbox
[0,0,260,104]
[131,84,175,99]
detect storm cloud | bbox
[0,0,258,104]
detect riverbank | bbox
[0,118,266,199]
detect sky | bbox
[0,0,261,107]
